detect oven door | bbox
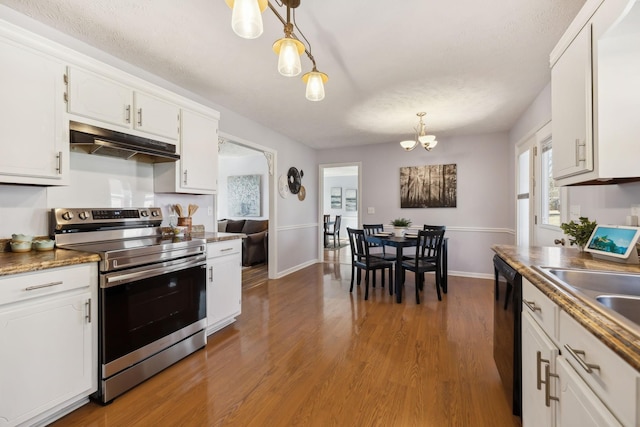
[100,255,206,378]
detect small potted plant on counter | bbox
[560,216,597,252]
[391,217,412,237]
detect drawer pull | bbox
[564,344,600,373]
[220,248,234,252]
[523,299,541,312]
[24,281,63,291]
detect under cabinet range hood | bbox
[69,121,179,163]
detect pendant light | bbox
[225,0,329,100]
[400,112,439,152]
[225,0,268,39]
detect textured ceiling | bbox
[0,0,586,149]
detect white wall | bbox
[317,132,513,277]
[218,154,269,220]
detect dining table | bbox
[365,233,448,303]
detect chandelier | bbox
[399,112,438,151]
[225,0,328,101]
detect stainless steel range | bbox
[51,207,207,404]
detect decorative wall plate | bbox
[297,185,306,201]
[287,167,301,194]
[278,174,290,198]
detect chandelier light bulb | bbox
[302,70,328,101]
[227,0,267,39]
[400,140,417,151]
[273,37,304,77]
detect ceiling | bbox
[0,0,586,149]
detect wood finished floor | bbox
[52,245,521,427]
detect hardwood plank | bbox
[51,259,521,427]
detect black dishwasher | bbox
[492,254,522,417]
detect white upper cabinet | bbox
[0,35,68,185]
[551,0,640,185]
[67,67,179,141]
[133,91,180,140]
[551,23,594,180]
[154,108,219,194]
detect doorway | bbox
[218,133,276,286]
[319,162,361,263]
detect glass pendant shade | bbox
[273,37,305,77]
[302,70,328,101]
[227,0,267,39]
[400,140,417,151]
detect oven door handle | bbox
[102,256,206,288]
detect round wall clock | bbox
[297,185,306,201]
[278,174,290,198]
[287,167,301,194]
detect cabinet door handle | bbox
[24,281,63,291]
[137,108,142,126]
[544,364,559,407]
[564,344,600,373]
[536,351,549,390]
[85,298,92,323]
[125,105,131,123]
[56,151,62,174]
[209,266,213,282]
[523,299,541,312]
[183,169,188,185]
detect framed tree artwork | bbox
[400,164,457,208]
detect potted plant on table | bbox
[560,216,597,252]
[391,217,412,237]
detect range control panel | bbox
[51,207,163,231]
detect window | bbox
[540,138,560,227]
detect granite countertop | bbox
[492,244,640,371]
[193,231,246,243]
[0,248,101,277]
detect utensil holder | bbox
[177,217,192,236]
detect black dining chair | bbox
[400,228,445,304]
[347,227,394,300]
[363,224,396,261]
[324,215,341,248]
[323,215,331,247]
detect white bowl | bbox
[11,233,33,242]
[32,239,55,251]
[10,240,32,252]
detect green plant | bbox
[560,217,597,249]
[391,217,412,227]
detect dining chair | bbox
[324,215,341,248]
[363,224,396,261]
[347,227,394,300]
[400,228,445,304]
[323,215,331,247]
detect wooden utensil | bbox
[175,204,184,217]
[188,204,198,217]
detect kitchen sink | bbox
[596,295,640,325]
[535,267,640,332]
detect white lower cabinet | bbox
[556,357,621,426]
[522,311,559,426]
[0,263,97,427]
[206,240,242,335]
[522,277,638,426]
